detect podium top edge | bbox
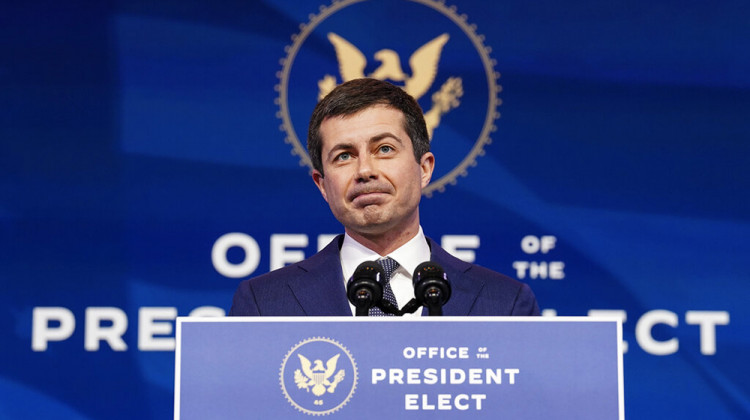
[176,316,621,324]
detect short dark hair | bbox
[307,78,430,175]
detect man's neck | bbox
[345,224,420,256]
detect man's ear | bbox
[419,152,435,188]
[312,170,328,202]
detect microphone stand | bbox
[424,287,445,316]
[376,300,402,316]
[399,299,422,316]
[352,289,375,316]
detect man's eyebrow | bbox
[369,132,405,145]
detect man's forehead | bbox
[319,114,410,155]
[322,104,405,126]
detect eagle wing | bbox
[294,369,309,389]
[328,33,367,82]
[297,354,314,379]
[405,33,450,100]
[324,354,341,379]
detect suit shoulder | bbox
[241,261,304,288]
[229,263,305,315]
[429,237,527,289]
[428,238,539,315]
[465,263,523,288]
[229,235,344,316]
[462,263,539,316]
[239,234,343,290]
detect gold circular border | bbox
[279,336,359,416]
[276,0,500,196]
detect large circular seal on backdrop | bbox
[277,0,501,196]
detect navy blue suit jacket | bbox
[229,235,539,316]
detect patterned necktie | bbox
[369,257,400,316]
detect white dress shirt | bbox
[340,227,431,318]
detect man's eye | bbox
[335,152,351,161]
[379,145,393,153]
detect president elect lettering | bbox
[370,346,520,411]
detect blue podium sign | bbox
[175,317,623,419]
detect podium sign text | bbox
[175,317,623,419]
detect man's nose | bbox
[355,153,378,181]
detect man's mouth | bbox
[350,188,390,206]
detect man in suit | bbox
[230,78,539,317]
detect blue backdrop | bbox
[2,0,748,418]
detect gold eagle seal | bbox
[277,0,501,196]
[280,337,358,416]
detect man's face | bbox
[312,105,434,239]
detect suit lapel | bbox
[284,236,483,316]
[428,238,485,316]
[287,235,352,316]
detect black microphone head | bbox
[346,261,386,309]
[412,261,451,306]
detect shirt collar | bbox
[340,226,431,281]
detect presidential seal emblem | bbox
[277,0,501,195]
[280,337,358,416]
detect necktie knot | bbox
[377,257,400,283]
[369,257,400,316]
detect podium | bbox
[175,317,623,419]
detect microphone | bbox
[346,261,385,316]
[412,262,451,316]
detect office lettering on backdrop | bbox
[513,235,566,280]
[31,306,224,352]
[31,306,728,356]
[31,233,729,355]
[211,233,481,278]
